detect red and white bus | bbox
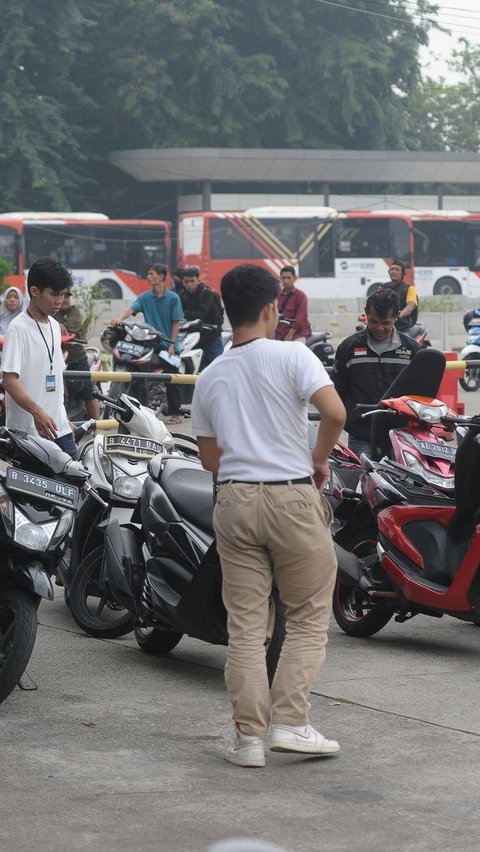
[178,206,480,300]
[0,212,171,299]
[178,207,414,298]
[412,210,480,297]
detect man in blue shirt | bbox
[112,263,184,422]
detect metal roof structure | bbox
[109,147,480,185]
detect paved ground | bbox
[2,388,480,852]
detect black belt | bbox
[218,476,312,486]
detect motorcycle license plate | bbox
[115,340,145,357]
[414,440,456,461]
[5,467,79,509]
[104,435,163,458]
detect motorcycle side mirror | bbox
[147,455,162,480]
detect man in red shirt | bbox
[275,265,310,343]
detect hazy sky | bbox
[420,0,480,80]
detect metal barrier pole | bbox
[65,370,198,383]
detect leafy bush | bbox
[0,258,14,293]
[72,282,110,339]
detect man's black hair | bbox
[280,265,296,276]
[390,259,406,275]
[182,266,200,278]
[365,287,400,318]
[27,257,73,295]
[221,264,280,328]
[146,262,167,278]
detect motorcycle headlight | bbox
[14,514,57,552]
[113,476,143,499]
[403,452,455,490]
[51,510,75,545]
[406,399,448,424]
[98,444,113,482]
[131,326,156,341]
[0,482,13,525]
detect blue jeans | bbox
[201,334,224,370]
[347,435,371,459]
[55,432,77,459]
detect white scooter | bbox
[177,318,229,406]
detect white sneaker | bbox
[226,724,266,767]
[270,724,340,755]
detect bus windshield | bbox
[24,223,168,274]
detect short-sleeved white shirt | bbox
[2,311,71,438]
[191,338,333,481]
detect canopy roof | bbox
[109,148,480,185]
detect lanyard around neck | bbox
[27,309,55,370]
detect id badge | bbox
[45,373,56,393]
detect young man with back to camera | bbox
[191,263,346,768]
[2,257,78,459]
[332,287,420,458]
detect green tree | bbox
[410,40,480,152]
[0,0,95,211]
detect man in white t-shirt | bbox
[191,264,346,768]
[2,257,77,458]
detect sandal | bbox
[165,415,182,425]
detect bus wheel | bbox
[96,278,123,299]
[366,282,383,297]
[433,277,461,296]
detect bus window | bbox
[413,221,466,267]
[468,227,480,270]
[389,219,411,267]
[24,224,93,268]
[0,227,19,273]
[209,218,264,260]
[317,222,334,276]
[335,219,391,259]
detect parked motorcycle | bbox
[176,318,225,406]
[0,428,100,703]
[100,320,176,417]
[278,316,335,368]
[332,413,480,638]
[459,309,480,392]
[65,391,179,637]
[70,442,286,681]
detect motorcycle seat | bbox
[306,332,331,344]
[409,323,425,337]
[157,457,214,532]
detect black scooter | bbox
[72,450,286,681]
[0,428,97,703]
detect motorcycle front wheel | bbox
[459,355,480,392]
[69,547,134,639]
[332,541,393,637]
[134,625,183,654]
[0,590,38,704]
[103,370,130,419]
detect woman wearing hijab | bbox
[0,287,24,334]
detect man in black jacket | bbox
[384,259,418,333]
[332,288,420,457]
[180,267,224,369]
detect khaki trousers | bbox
[213,481,336,737]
